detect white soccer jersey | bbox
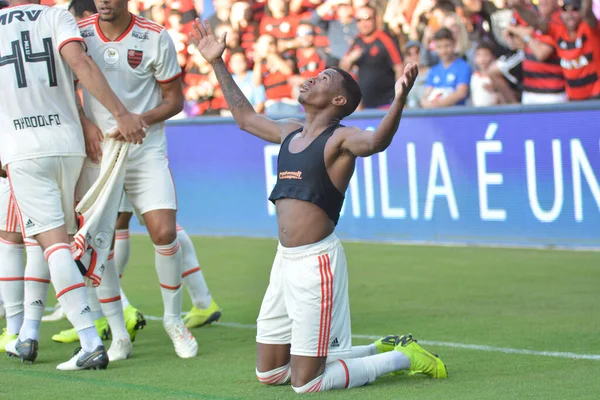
[0,4,86,165]
[78,14,182,163]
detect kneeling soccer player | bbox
[191,20,447,393]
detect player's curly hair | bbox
[331,68,362,120]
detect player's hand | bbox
[190,19,227,64]
[110,112,147,144]
[82,118,104,164]
[395,63,419,100]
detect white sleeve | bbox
[153,30,183,84]
[54,9,86,53]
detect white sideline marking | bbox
[141,315,600,361]
[44,309,600,361]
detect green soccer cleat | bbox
[0,328,18,352]
[123,305,146,342]
[51,317,112,344]
[394,334,448,379]
[374,335,400,353]
[183,299,222,329]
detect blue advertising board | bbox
[133,104,600,248]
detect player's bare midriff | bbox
[275,199,335,248]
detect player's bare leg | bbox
[0,230,24,352]
[144,209,197,358]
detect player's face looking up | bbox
[298,69,347,112]
[95,0,128,22]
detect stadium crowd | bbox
[41,0,600,115]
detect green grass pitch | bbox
[2,236,599,399]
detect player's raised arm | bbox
[190,19,302,144]
[339,63,418,157]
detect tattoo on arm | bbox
[212,59,255,114]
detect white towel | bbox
[72,132,129,286]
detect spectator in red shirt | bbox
[184,51,224,116]
[504,0,567,104]
[252,34,300,115]
[167,9,189,68]
[259,0,300,54]
[513,0,600,100]
[287,22,331,98]
[339,5,404,109]
[231,1,259,62]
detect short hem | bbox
[136,204,177,215]
[256,338,291,346]
[23,221,66,238]
[290,348,352,358]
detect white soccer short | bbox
[76,154,174,220]
[256,233,352,358]
[6,156,84,238]
[0,177,20,233]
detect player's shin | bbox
[178,227,212,309]
[154,239,184,324]
[97,252,128,340]
[0,237,25,335]
[20,239,50,341]
[114,229,130,277]
[292,353,410,393]
[45,243,102,352]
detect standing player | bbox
[68,0,198,358]
[0,164,24,352]
[0,0,146,370]
[191,20,447,394]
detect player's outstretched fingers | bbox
[204,20,215,36]
[192,18,204,40]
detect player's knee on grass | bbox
[291,375,323,394]
[290,356,327,388]
[256,363,291,385]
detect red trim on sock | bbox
[56,282,86,298]
[339,360,350,388]
[24,277,50,283]
[108,251,115,260]
[0,277,24,281]
[156,242,180,256]
[181,266,201,278]
[307,378,323,392]
[160,283,182,290]
[258,368,288,384]
[99,295,121,303]
[44,244,71,261]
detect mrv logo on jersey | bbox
[13,114,61,130]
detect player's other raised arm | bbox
[339,63,418,157]
[190,19,302,144]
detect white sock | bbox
[20,239,50,341]
[178,227,212,309]
[256,364,291,385]
[0,237,25,335]
[86,282,104,321]
[44,243,101,352]
[114,229,130,278]
[292,352,410,393]
[326,344,378,364]
[97,252,128,341]
[154,239,183,325]
[120,287,131,310]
